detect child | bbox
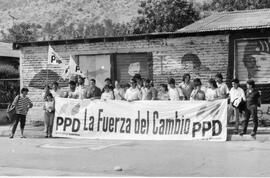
[43,93,55,138]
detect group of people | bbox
[9,72,261,138]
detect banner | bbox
[48,45,63,65]
[53,98,228,141]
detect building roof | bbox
[0,42,20,58]
[178,8,270,33]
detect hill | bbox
[0,0,140,38]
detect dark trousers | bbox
[11,114,26,134]
[243,105,258,133]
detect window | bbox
[0,58,19,109]
[79,55,111,89]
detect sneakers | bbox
[9,135,14,139]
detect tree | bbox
[1,22,37,42]
[129,0,200,34]
[206,0,270,11]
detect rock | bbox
[113,166,123,171]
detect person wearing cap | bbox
[229,78,246,134]
[124,78,142,101]
[240,80,261,137]
[75,76,87,99]
[167,78,184,101]
[51,81,62,98]
[215,73,229,99]
[86,79,102,99]
[141,79,158,100]
[67,80,79,99]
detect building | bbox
[13,9,270,121]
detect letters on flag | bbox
[48,45,63,65]
[69,55,84,77]
[53,98,228,141]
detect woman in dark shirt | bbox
[240,80,260,137]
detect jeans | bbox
[243,105,258,133]
[11,114,26,135]
[44,111,54,136]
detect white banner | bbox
[53,98,228,141]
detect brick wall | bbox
[20,34,229,122]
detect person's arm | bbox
[138,89,142,100]
[12,95,19,106]
[177,88,184,100]
[241,89,246,101]
[52,99,55,111]
[110,91,114,100]
[28,98,33,108]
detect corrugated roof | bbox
[0,42,20,58]
[178,8,270,33]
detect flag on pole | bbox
[61,64,70,80]
[48,45,63,65]
[69,55,85,77]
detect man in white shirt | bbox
[125,78,142,101]
[75,76,87,99]
[229,78,246,134]
[168,78,184,101]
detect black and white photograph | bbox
[1,0,270,177]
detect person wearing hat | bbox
[75,75,87,99]
[86,79,102,99]
[67,80,79,99]
[124,78,142,101]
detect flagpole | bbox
[46,63,49,85]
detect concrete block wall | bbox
[20,34,229,122]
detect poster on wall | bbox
[236,38,270,84]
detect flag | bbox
[69,55,85,77]
[61,64,70,80]
[48,45,63,65]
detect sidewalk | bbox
[1,124,270,141]
[0,124,44,138]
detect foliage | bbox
[1,22,38,42]
[1,19,132,42]
[129,0,200,34]
[0,64,19,79]
[204,0,270,12]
